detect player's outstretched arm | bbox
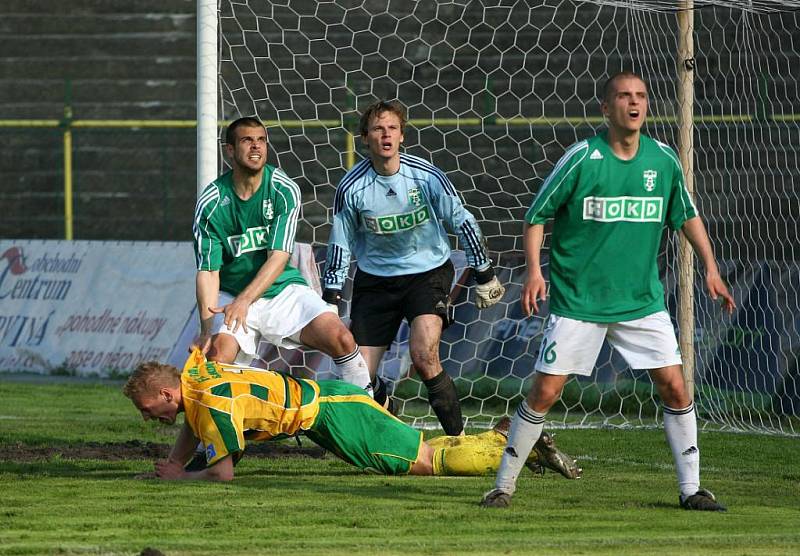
[521,223,547,316]
[154,455,234,482]
[681,216,736,315]
[322,182,357,294]
[166,422,201,467]
[474,266,506,309]
[195,270,221,352]
[425,171,505,309]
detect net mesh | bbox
[218,0,800,434]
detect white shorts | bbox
[534,311,682,376]
[211,284,335,359]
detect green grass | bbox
[1,379,799,555]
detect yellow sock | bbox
[427,435,462,449]
[429,430,540,476]
[427,429,507,450]
[432,444,504,476]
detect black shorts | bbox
[350,260,455,347]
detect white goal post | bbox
[198,0,800,435]
[197,0,218,193]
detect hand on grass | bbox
[154,459,187,480]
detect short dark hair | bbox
[602,71,648,102]
[359,100,407,136]
[225,116,266,145]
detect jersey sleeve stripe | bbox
[547,140,588,181]
[193,185,221,269]
[250,384,269,401]
[272,170,302,252]
[210,383,232,397]
[194,185,219,216]
[334,160,371,213]
[655,140,698,216]
[192,185,220,230]
[280,374,292,409]
[459,221,488,266]
[323,244,343,286]
[528,142,588,221]
[208,407,242,454]
[400,154,458,196]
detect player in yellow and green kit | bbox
[481,71,736,511]
[123,349,581,482]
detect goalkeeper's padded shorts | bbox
[350,259,455,346]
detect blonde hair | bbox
[122,361,181,400]
[359,100,407,136]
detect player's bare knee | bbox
[206,335,239,364]
[652,373,690,407]
[527,390,559,413]
[410,342,438,369]
[328,324,357,357]
[660,383,690,408]
[410,352,439,380]
[528,376,565,411]
[206,349,236,364]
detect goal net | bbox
[216,0,800,434]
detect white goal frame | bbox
[196,0,800,435]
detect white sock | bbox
[663,403,700,498]
[494,400,545,495]
[333,346,373,398]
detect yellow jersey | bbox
[181,354,320,466]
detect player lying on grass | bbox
[122,350,581,481]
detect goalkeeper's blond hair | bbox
[122,361,181,400]
[359,100,407,136]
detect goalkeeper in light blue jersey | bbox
[322,100,505,435]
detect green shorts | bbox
[305,380,423,475]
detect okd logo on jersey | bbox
[582,196,663,222]
[364,205,430,235]
[227,226,270,256]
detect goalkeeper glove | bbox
[474,266,505,309]
[322,288,342,315]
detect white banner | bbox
[0,240,196,375]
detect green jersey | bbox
[193,165,307,299]
[525,132,697,322]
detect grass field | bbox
[1,377,799,556]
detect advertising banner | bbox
[0,240,196,375]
